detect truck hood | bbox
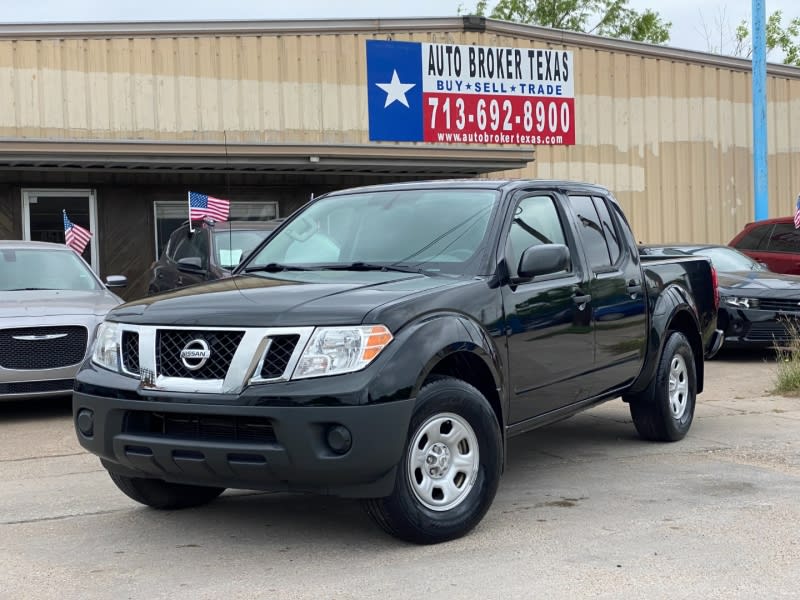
[110,272,461,327]
[0,289,122,318]
[718,270,800,297]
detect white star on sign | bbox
[376,70,416,108]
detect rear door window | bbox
[592,196,622,264]
[568,195,614,271]
[766,224,800,253]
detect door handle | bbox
[573,292,592,309]
[627,279,642,296]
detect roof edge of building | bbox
[0,139,534,176]
[0,16,797,78]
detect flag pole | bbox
[187,191,194,233]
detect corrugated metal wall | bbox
[0,21,798,244]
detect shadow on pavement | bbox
[0,394,72,421]
[710,347,778,363]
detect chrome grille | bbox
[156,329,244,380]
[0,326,87,370]
[121,331,140,375]
[260,335,301,379]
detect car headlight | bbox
[724,296,756,309]
[91,321,121,372]
[292,325,393,379]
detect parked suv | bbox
[147,220,282,294]
[729,216,800,274]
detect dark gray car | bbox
[146,220,282,295]
[0,240,125,400]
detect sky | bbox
[0,0,798,61]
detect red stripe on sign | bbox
[422,93,575,145]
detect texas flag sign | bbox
[366,40,424,142]
[366,39,575,146]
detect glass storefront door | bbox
[22,189,98,270]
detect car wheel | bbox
[108,472,225,509]
[362,377,502,544]
[629,331,696,442]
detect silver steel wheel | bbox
[668,354,689,419]
[407,412,480,512]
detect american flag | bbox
[189,191,230,222]
[794,195,800,229]
[63,210,93,254]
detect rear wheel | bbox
[108,472,225,509]
[628,331,696,442]
[362,377,502,544]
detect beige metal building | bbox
[0,16,798,298]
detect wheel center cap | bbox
[425,443,451,479]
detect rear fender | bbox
[626,284,704,397]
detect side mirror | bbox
[105,275,128,288]
[176,257,205,274]
[517,244,570,279]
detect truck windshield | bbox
[244,189,499,275]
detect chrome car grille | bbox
[260,335,301,379]
[121,331,140,375]
[118,325,313,394]
[156,329,244,380]
[0,326,87,370]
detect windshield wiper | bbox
[316,262,422,274]
[6,287,56,291]
[243,263,314,273]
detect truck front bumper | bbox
[73,385,415,499]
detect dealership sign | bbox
[366,40,575,145]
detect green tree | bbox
[464,0,671,45]
[734,10,800,66]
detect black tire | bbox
[362,377,502,544]
[108,472,225,509]
[629,331,696,442]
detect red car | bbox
[729,216,800,275]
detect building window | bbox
[153,201,278,259]
[22,189,99,270]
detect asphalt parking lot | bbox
[2,349,799,600]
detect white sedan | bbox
[0,240,125,400]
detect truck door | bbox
[501,193,596,424]
[565,195,647,394]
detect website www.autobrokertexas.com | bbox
[435,131,564,144]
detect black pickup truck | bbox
[74,180,722,544]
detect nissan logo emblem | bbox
[180,339,211,371]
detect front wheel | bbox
[108,472,225,509]
[628,331,697,442]
[362,377,502,544]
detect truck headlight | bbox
[292,325,393,379]
[91,321,121,372]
